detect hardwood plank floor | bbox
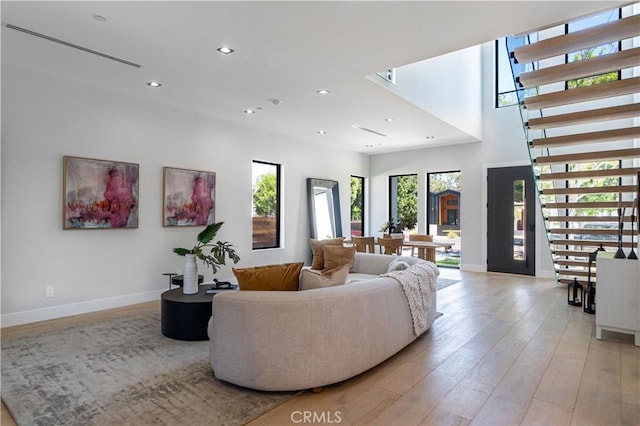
[2,271,638,425]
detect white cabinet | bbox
[595,251,640,346]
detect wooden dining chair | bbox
[377,237,403,255]
[409,234,433,258]
[351,236,375,253]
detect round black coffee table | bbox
[161,285,236,341]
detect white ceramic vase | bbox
[182,254,198,295]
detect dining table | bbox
[395,239,453,262]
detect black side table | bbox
[160,285,236,341]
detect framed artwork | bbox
[63,156,139,229]
[163,167,216,226]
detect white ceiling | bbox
[1,1,629,153]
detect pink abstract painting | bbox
[63,156,139,229]
[163,167,216,226]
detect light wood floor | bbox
[2,271,638,425]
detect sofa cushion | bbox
[233,262,304,291]
[309,237,345,269]
[322,245,356,272]
[299,264,350,290]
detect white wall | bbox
[369,42,554,274]
[381,45,484,141]
[1,65,369,326]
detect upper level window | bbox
[252,161,280,249]
[566,9,621,89]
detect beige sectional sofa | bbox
[207,253,438,391]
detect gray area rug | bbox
[436,277,461,291]
[1,311,295,426]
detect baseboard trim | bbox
[1,290,164,328]
[460,264,486,272]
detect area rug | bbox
[436,277,461,291]
[1,311,296,426]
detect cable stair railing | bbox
[505,7,640,289]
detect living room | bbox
[2,1,638,425]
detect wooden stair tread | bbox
[553,250,596,257]
[537,167,640,180]
[546,215,634,222]
[527,103,640,130]
[556,259,590,267]
[524,77,640,110]
[531,126,639,148]
[533,147,640,165]
[550,239,635,248]
[541,185,637,195]
[549,228,635,236]
[518,47,640,88]
[556,269,591,277]
[513,14,640,64]
[543,201,635,208]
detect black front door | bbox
[487,166,536,275]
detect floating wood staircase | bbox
[509,6,640,286]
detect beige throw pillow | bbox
[322,245,356,272]
[299,264,350,290]
[309,237,345,270]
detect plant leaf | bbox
[197,222,224,244]
[173,248,191,256]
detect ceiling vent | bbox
[352,125,387,138]
[4,23,142,68]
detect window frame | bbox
[251,160,281,250]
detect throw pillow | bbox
[387,258,411,272]
[309,237,345,269]
[299,264,350,290]
[322,244,356,272]
[233,262,304,291]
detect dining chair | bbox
[409,234,433,258]
[377,237,403,255]
[351,236,375,253]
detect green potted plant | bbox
[173,222,240,294]
[379,219,403,238]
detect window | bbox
[566,10,621,89]
[495,36,538,108]
[388,174,417,232]
[350,176,365,237]
[252,161,280,249]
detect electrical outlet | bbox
[45,285,54,298]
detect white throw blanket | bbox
[383,262,439,336]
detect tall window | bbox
[350,176,365,236]
[388,174,417,233]
[252,161,280,249]
[495,35,538,108]
[566,10,621,89]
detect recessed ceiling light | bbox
[93,14,107,22]
[385,118,394,122]
[147,81,162,88]
[317,130,327,135]
[316,89,330,95]
[217,46,234,55]
[244,109,256,114]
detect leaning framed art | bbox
[163,167,216,226]
[63,156,139,229]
